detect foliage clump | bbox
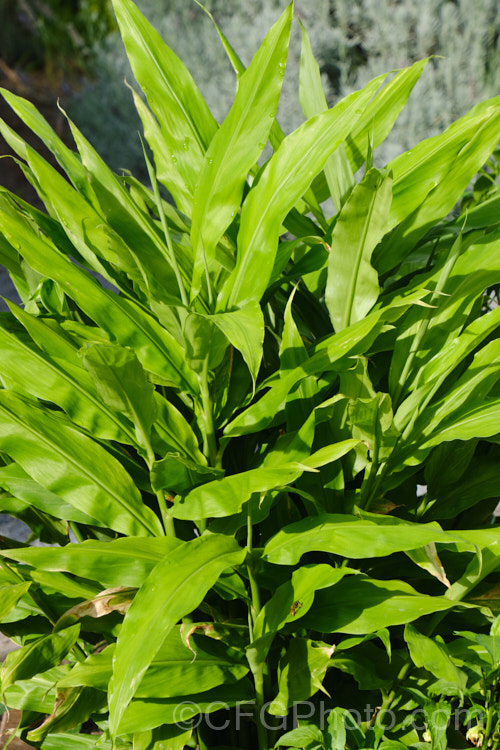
[0,2,499,749]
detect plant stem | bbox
[247,499,267,750]
[69,521,84,543]
[483,692,495,748]
[155,489,176,536]
[200,357,218,468]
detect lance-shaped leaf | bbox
[254,565,355,641]
[117,680,253,735]
[268,638,334,716]
[345,59,428,173]
[190,3,293,299]
[421,397,500,448]
[225,311,385,437]
[0,463,98,525]
[183,303,264,387]
[151,453,223,495]
[196,301,265,388]
[275,725,325,748]
[59,628,248,697]
[395,305,500,433]
[82,343,157,463]
[0,125,141,286]
[326,168,392,331]
[302,576,458,634]
[170,440,356,520]
[376,103,500,273]
[169,464,304,520]
[299,21,354,210]
[1,624,80,692]
[404,624,467,692]
[0,391,162,537]
[279,287,318,431]
[0,314,135,444]
[108,534,245,735]
[220,72,387,309]
[0,209,198,393]
[0,537,182,588]
[27,685,107,744]
[111,0,218,204]
[264,514,461,565]
[0,582,31,622]
[0,87,92,200]
[65,113,193,307]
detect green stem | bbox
[361,407,382,509]
[246,499,267,750]
[69,522,84,543]
[200,357,219,468]
[155,489,176,537]
[483,693,495,748]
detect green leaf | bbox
[344,59,428,173]
[377,103,500,272]
[404,624,467,692]
[111,0,218,205]
[253,564,354,648]
[299,21,354,209]
[170,464,305,520]
[263,514,460,565]
[275,725,325,748]
[326,168,392,331]
[422,397,500,448]
[279,288,318,430]
[0,463,96,525]
[132,725,192,750]
[0,391,163,537]
[0,582,31,622]
[108,534,245,735]
[423,701,451,750]
[0,309,135,444]
[81,342,157,463]
[190,3,293,298]
[205,301,265,388]
[302,576,457,634]
[0,537,182,588]
[220,72,387,309]
[0,88,91,200]
[0,208,198,393]
[27,686,107,743]
[225,312,385,437]
[1,624,80,692]
[326,707,347,750]
[151,453,222,495]
[269,637,333,715]
[58,628,248,697]
[118,680,253,734]
[39,733,112,749]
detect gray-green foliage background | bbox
[67,0,500,176]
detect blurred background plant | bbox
[63,0,500,175]
[0,0,115,79]
[1,0,500,179]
